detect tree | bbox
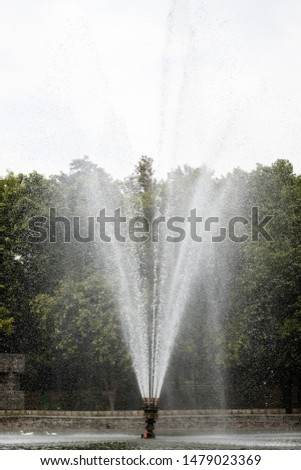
[31,269,132,410]
[223,160,301,411]
[1,172,60,354]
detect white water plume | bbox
[89,0,242,402]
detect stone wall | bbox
[1,409,300,432]
[0,354,25,410]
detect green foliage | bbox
[1,156,300,410]
[1,171,60,353]
[221,160,301,409]
[31,269,131,397]
[0,306,14,335]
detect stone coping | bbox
[1,409,300,417]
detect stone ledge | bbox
[1,412,301,432]
[1,408,300,417]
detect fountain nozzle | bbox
[141,398,159,438]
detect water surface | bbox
[1,431,300,450]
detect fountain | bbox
[2,1,300,453]
[81,0,239,428]
[84,161,227,437]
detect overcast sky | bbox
[1,0,301,179]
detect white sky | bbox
[1,0,301,179]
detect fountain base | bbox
[141,398,159,439]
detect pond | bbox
[1,431,300,450]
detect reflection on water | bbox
[1,431,300,450]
